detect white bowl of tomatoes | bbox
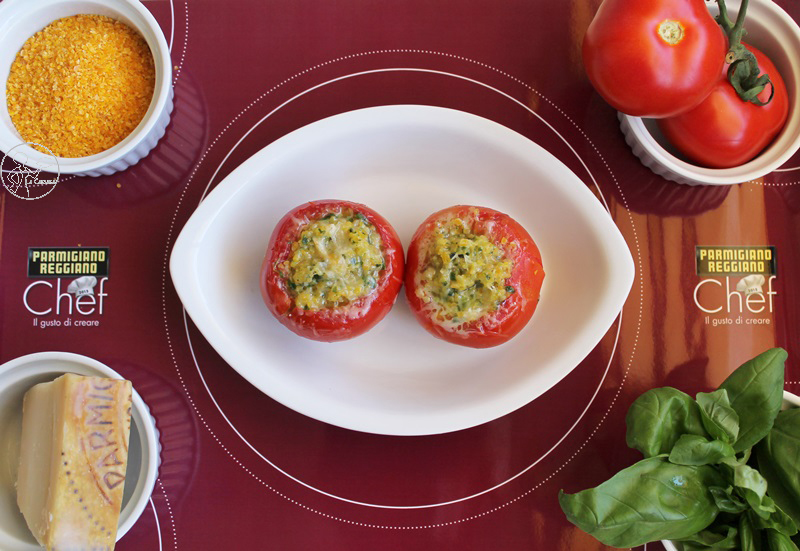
[611,0,800,186]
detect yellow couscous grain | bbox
[6,14,156,158]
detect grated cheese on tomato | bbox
[280,210,385,311]
[414,213,514,324]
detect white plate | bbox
[0,352,160,551]
[170,105,635,435]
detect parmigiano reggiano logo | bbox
[693,245,778,327]
[695,246,776,276]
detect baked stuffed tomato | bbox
[261,200,404,342]
[405,205,544,348]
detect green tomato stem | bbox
[715,0,774,106]
[716,0,734,33]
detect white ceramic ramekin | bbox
[662,391,800,551]
[620,0,800,186]
[0,352,161,551]
[0,0,173,177]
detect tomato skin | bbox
[260,200,404,342]
[404,205,544,349]
[583,0,727,118]
[657,44,789,169]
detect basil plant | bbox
[560,348,800,550]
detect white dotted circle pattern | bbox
[170,1,188,85]
[156,479,177,549]
[159,49,644,529]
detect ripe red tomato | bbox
[583,0,727,118]
[261,200,404,342]
[657,44,789,168]
[405,205,544,349]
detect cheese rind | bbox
[17,374,133,551]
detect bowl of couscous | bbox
[0,0,173,177]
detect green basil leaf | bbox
[734,463,774,519]
[697,389,740,444]
[740,513,760,551]
[669,434,736,465]
[721,448,753,468]
[710,485,748,514]
[558,456,723,548]
[751,504,798,537]
[626,387,708,457]
[767,529,800,551]
[718,348,787,452]
[681,543,715,551]
[681,541,729,551]
[756,408,800,526]
[678,522,739,549]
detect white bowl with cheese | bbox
[0,352,160,551]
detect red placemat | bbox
[2,1,800,549]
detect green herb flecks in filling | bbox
[280,210,385,310]
[416,215,514,324]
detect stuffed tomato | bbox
[405,205,544,348]
[261,200,404,342]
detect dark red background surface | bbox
[2,0,800,549]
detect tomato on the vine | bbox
[261,200,404,342]
[583,0,727,118]
[404,205,544,349]
[657,44,789,168]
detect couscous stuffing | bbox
[277,210,386,311]
[415,214,515,324]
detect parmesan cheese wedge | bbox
[16,374,133,551]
